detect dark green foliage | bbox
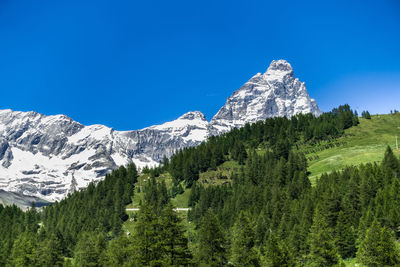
[353,110,360,125]
[197,210,227,266]
[188,146,400,266]
[34,235,64,267]
[357,219,400,266]
[170,182,184,198]
[74,232,106,267]
[131,202,164,266]
[143,176,170,214]
[42,164,138,255]
[335,210,356,259]
[306,207,340,266]
[102,235,133,266]
[130,200,192,266]
[230,212,260,266]
[263,232,293,267]
[231,140,247,164]
[382,145,400,175]
[0,204,32,265]
[0,164,138,265]
[362,110,372,119]
[10,231,38,267]
[159,203,192,266]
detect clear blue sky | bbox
[0,0,399,130]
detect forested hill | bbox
[165,104,359,186]
[1,105,400,266]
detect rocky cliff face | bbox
[0,59,321,202]
[209,60,321,134]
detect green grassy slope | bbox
[126,172,191,209]
[307,113,400,182]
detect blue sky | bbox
[0,0,399,130]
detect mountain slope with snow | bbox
[209,60,321,134]
[0,110,208,201]
[0,59,321,203]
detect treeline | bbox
[0,164,138,266]
[168,104,358,186]
[185,146,400,266]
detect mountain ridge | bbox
[0,59,321,202]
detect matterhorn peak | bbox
[210,59,321,133]
[265,59,294,78]
[267,59,293,72]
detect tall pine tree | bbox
[230,212,260,266]
[307,207,340,266]
[197,210,227,266]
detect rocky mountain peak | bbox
[178,111,207,121]
[209,59,321,133]
[265,59,294,79]
[266,59,293,72]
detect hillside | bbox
[126,113,400,209]
[192,112,400,186]
[306,113,400,181]
[129,108,397,209]
[122,111,400,266]
[120,106,400,266]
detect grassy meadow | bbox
[307,113,400,182]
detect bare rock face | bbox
[0,59,321,202]
[209,60,321,134]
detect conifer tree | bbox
[382,146,400,176]
[159,203,193,266]
[359,165,377,210]
[74,232,106,267]
[158,180,170,210]
[307,207,339,266]
[357,219,400,266]
[263,232,293,267]
[388,179,400,236]
[353,110,359,125]
[10,232,38,267]
[34,235,64,267]
[197,210,227,266]
[131,202,164,266]
[102,235,134,266]
[335,210,356,259]
[361,110,371,119]
[230,212,260,266]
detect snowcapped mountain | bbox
[209,60,321,134]
[0,110,208,202]
[0,59,321,203]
